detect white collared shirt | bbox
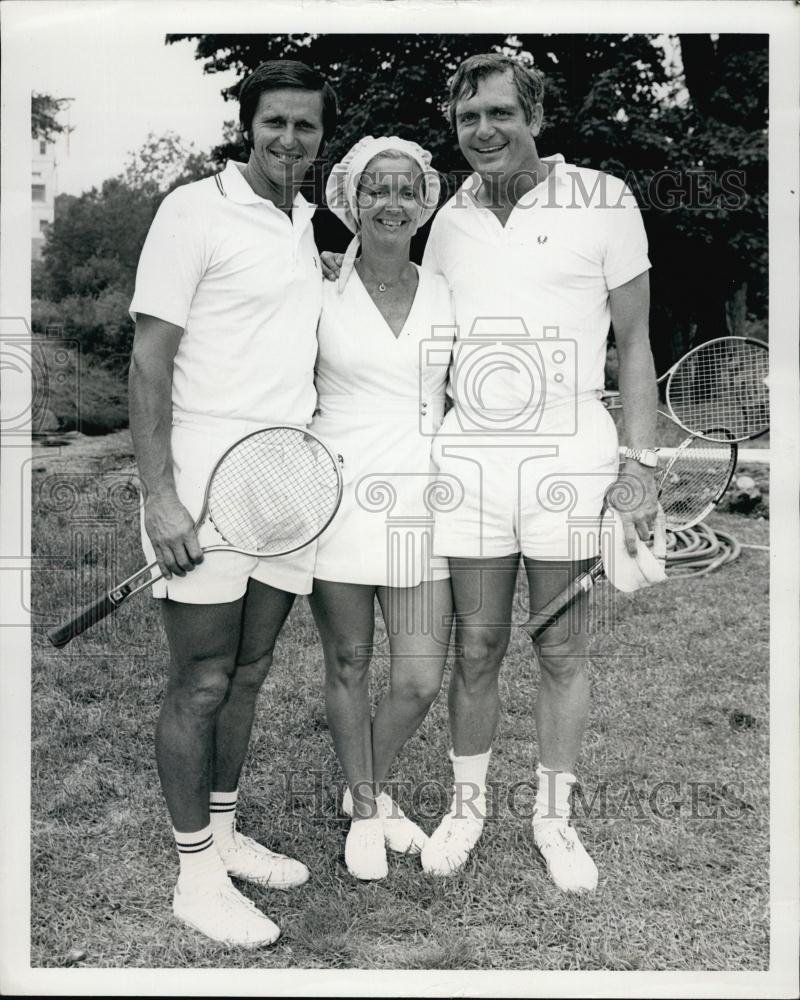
[130,160,322,428]
[422,155,651,404]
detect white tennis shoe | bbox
[218,832,310,889]
[344,817,388,880]
[532,816,598,893]
[342,788,428,855]
[173,875,281,948]
[420,800,484,876]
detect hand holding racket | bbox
[48,426,343,648]
[522,433,738,642]
[603,336,769,443]
[612,458,660,557]
[143,491,205,581]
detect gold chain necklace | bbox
[358,263,411,294]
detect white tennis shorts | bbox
[139,419,316,603]
[431,400,619,561]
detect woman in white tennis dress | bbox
[309,136,455,880]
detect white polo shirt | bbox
[422,155,651,416]
[130,160,322,429]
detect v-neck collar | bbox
[352,263,421,341]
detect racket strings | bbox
[667,340,769,441]
[656,440,736,531]
[207,429,340,554]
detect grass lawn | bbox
[29,434,769,970]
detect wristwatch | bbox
[619,446,659,469]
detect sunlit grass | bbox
[30,437,769,970]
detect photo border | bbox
[1,1,797,996]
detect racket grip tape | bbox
[522,562,602,642]
[47,593,119,648]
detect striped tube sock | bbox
[173,823,226,892]
[209,789,238,854]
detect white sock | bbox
[534,763,575,824]
[450,748,491,820]
[173,823,226,892]
[209,789,238,854]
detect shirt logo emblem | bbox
[537,235,548,245]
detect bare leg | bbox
[371,579,452,785]
[523,557,596,772]
[420,560,517,875]
[211,580,296,792]
[524,556,599,893]
[447,556,520,755]
[308,580,377,819]
[157,599,243,833]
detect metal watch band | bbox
[619,446,659,468]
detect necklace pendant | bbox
[378,282,387,292]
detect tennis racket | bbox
[522,432,738,642]
[48,426,343,648]
[603,336,769,443]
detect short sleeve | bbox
[602,183,651,291]
[129,189,206,328]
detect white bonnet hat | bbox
[325,135,441,291]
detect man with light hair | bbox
[419,52,659,891]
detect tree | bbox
[674,35,768,337]
[40,179,158,301]
[124,130,214,195]
[33,132,216,365]
[168,32,768,364]
[32,93,74,141]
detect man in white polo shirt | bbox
[418,54,659,892]
[128,60,336,947]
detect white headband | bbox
[325,135,441,291]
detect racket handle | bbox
[522,561,603,642]
[47,593,119,648]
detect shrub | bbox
[34,336,128,436]
[32,290,134,370]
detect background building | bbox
[31,136,58,260]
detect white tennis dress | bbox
[311,265,455,586]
